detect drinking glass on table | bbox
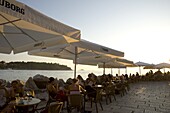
[15,93,20,103]
[26,91,32,100]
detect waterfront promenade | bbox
[61,81,170,113]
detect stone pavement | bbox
[61,81,170,113]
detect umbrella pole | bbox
[118,68,120,76]
[164,68,165,73]
[74,46,78,78]
[139,66,141,75]
[111,68,113,75]
[125,67,127,74]
[103,62,105,75]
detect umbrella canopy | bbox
[75,55,112,64]
[0,0,80,54]
[135,61,151,66]
[154,63,170,69]
[98,61,126,75]
[135,61,151,75]
[75,57,133,74]
[98,61,126,68]
[115,58,135,67]
[71,40,124,58]
[29,39,124,60]
[29,39,124,78]
[98,58,134,75]
[75,55,113,74]
[143,64,156,69]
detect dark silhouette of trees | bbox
[0,61,72,70]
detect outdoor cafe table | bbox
[15,98,41,113]
[93,85,103,90]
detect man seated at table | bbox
[0,81,17,113]
[0,81,8,110]
[68,78,86,94]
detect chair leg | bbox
[113,95,116,101]
[106,95,108,105]
[95,102,98,113]
[90,98,93,108]
[109,95,112,103]
[99,100,103,110]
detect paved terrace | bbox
[62,81,170,113]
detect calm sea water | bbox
[0,70,103,82]
[0,67,165,82]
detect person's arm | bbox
[53,83,58,89]
[47,84,57,94]
[10,88,15,98]
[79,85,86,93]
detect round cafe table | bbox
[15,98,41,113]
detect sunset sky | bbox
[1,0,170,70]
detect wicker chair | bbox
[89,90,103,113]
[48,102,63,113]
[100,86,111,105]
[67,94,83,113]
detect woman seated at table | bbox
[47,77,67,102]
[10,80,24,99]
[77,75,85,88]
[68,78,86,94]
[46,77,59,99]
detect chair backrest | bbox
[95,89,102,101]
[68,94,83,107]
[48,102,63,113]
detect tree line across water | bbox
[0,61,72,70]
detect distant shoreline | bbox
[0,61,72,70]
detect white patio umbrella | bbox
[0,0,80,54]
[75,55,113,74]
[29,39,124,78]
[143,64,156,69]
[98,58,134,75]
[98,61,126,75]
[154,63,170,73]
[135,61,151,75]
[154,63,170,69]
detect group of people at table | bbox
[0,73,129,113]
[0,80,37,113]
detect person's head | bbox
[77,75,82,79]
[11,80,18,88]
[72,78,78,84]
[88,73,92,78]
[49,77,55,83]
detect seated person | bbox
[0,81,8,109]
[10,80,24,99]
[0,81,15,113]
[68,78,86,94]
[85,76,96,87]
[46,77,59,99]
[77,75,85,88]
[85,78,97,98]
[47,77,67,102]
[84,85,97,98]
